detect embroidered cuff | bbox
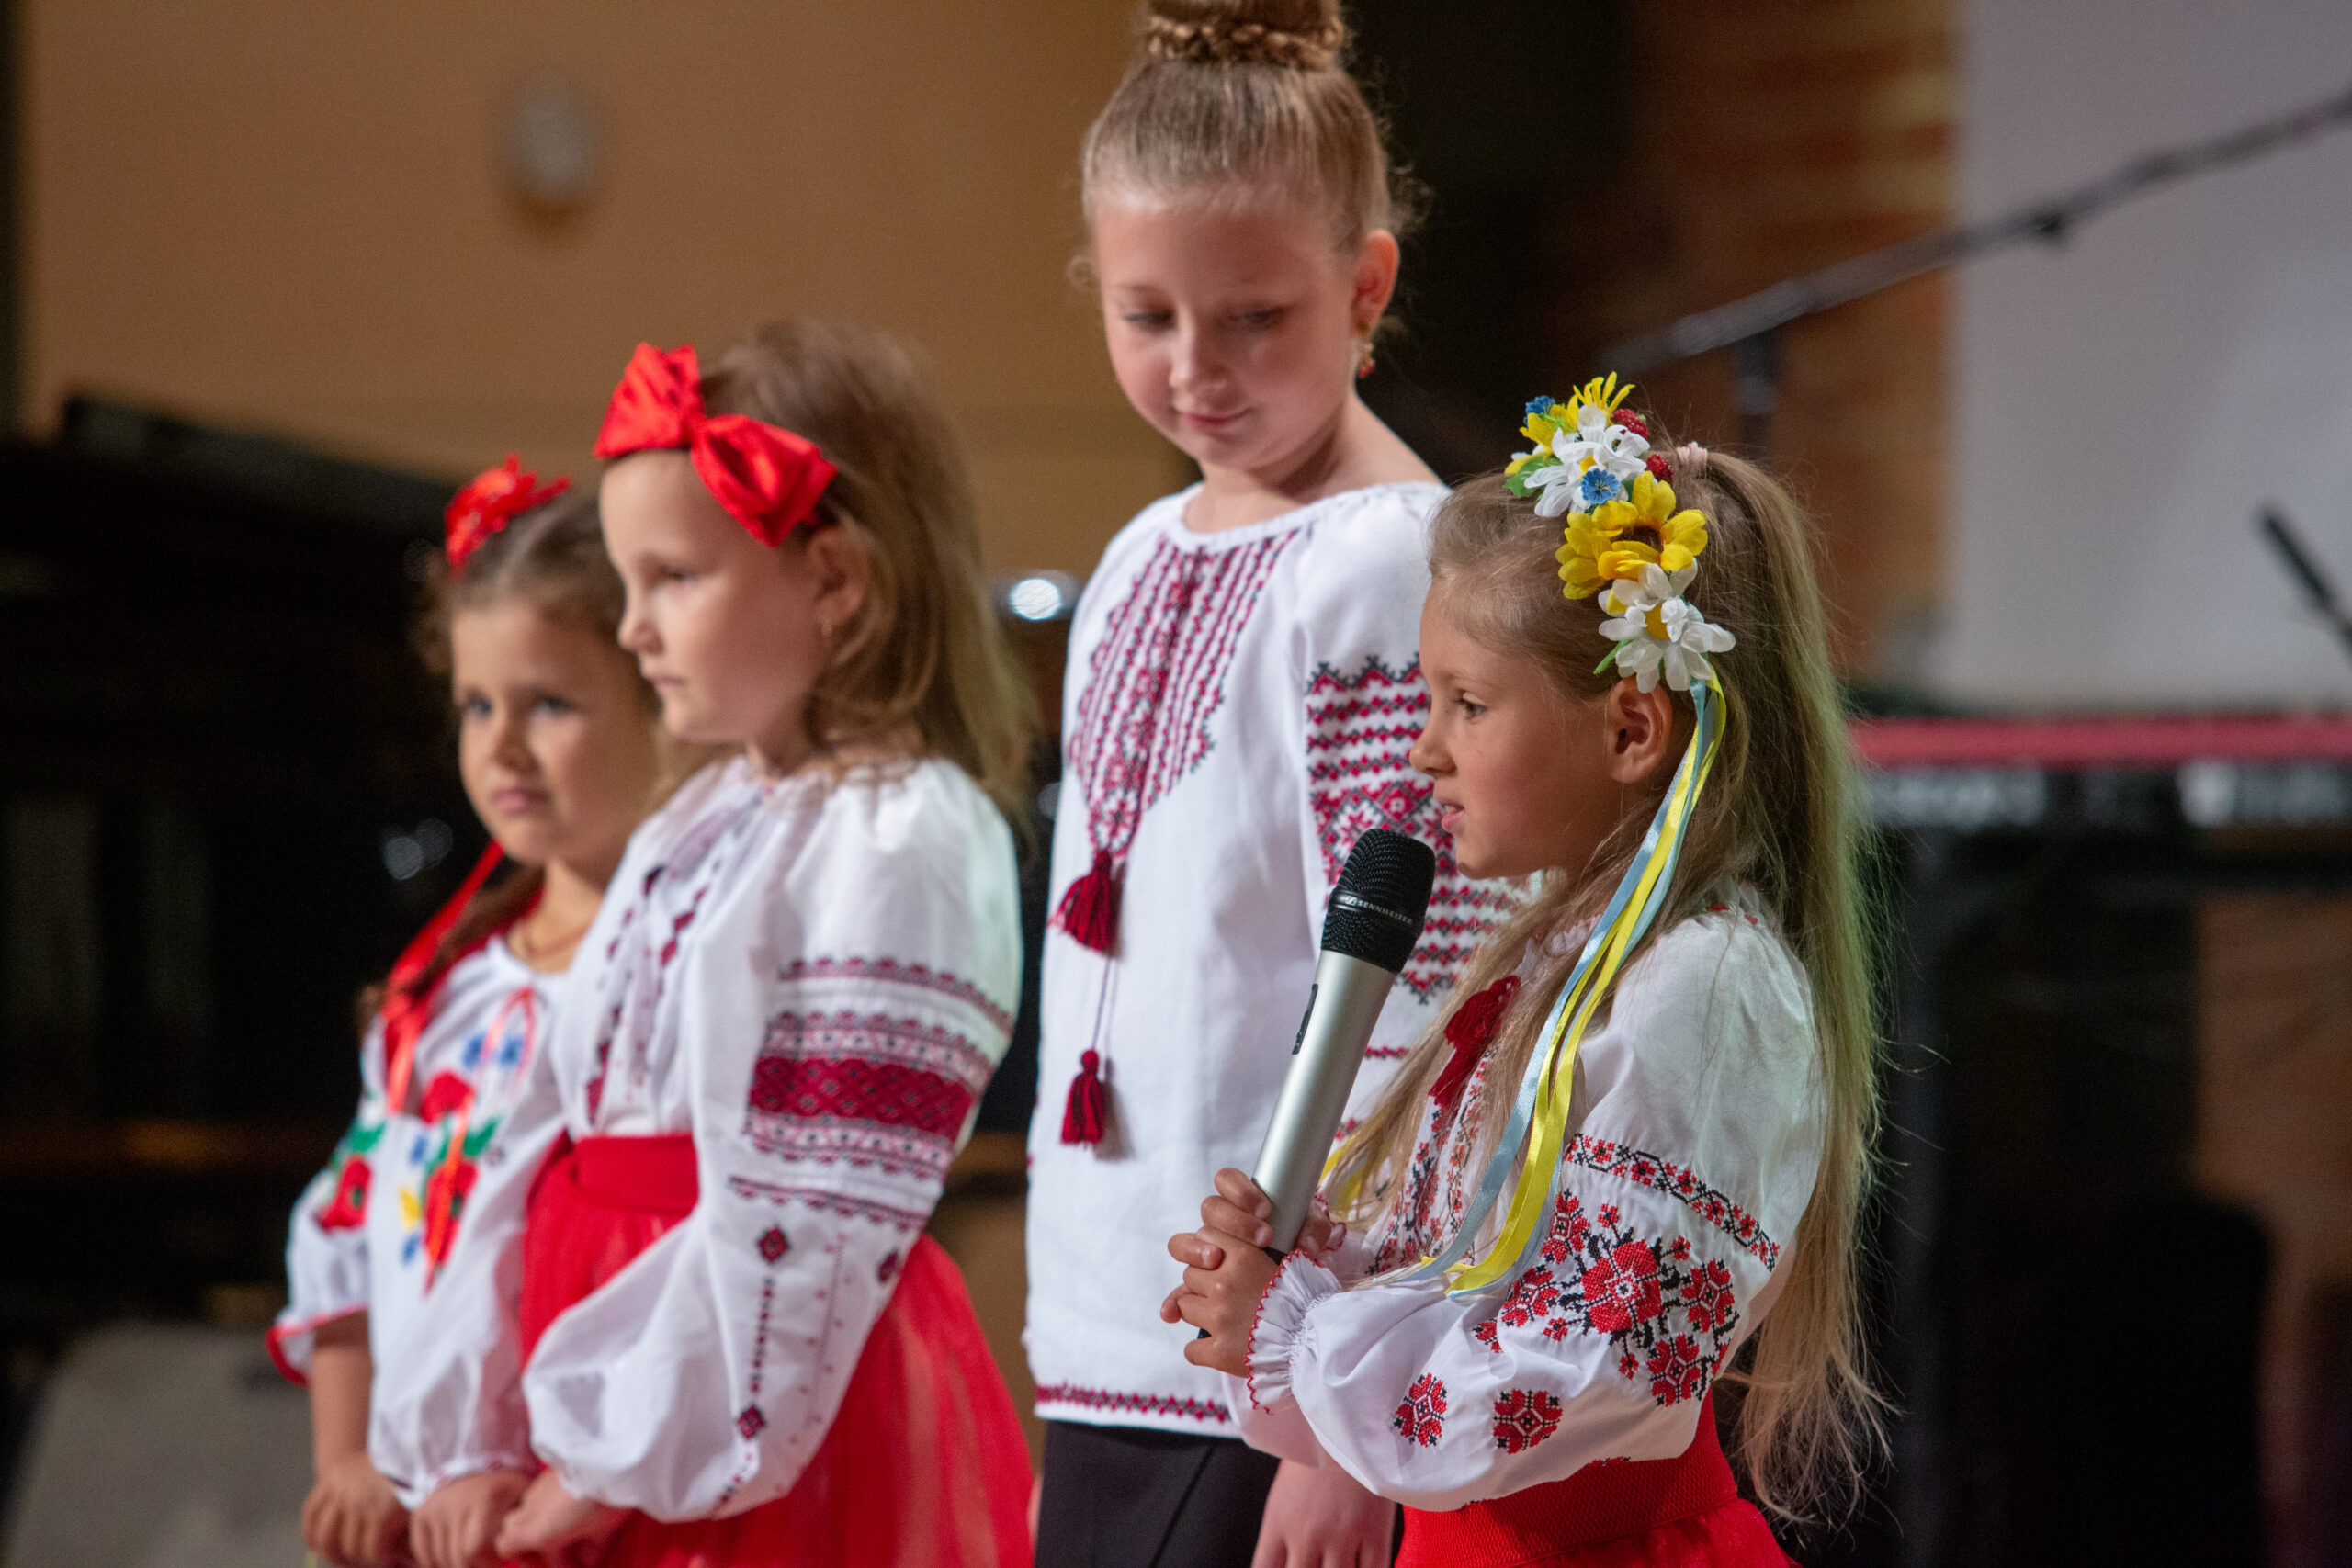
[1245,1257,1341,1413]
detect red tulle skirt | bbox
[1397,1395,1789,1568]
[517,1134,1035,1568]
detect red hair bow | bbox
[446,456,571,573]
[592,343,838,545]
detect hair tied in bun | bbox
[1142,11,1345,70]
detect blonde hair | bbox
[1080,0,1419,250]
[1328,453,1886,1519]
[698,320,1035,819]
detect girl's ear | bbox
[802,525,871,636]
[1351,229,1401,335]
[1601,679,1678,786]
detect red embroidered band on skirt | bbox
[1396,1395,1789,1568]
[517,1134,1035,1568]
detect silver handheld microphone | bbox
[1250,828,1437,1253]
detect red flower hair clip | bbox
[446,457,571,573]
[592,343,839,545]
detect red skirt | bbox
[518,1134,1035,1568]
[1396,1396,1788,1568]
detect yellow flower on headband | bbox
[1593,472,1710,572]
[1554,512,1624,599]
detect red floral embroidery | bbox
[1393,1373,1448,1448]
[417,1071,474,1123]
[1306,658,1511,1000]
[1564,1135,1780,1267]
[419,1151,478,1270]
[1491,1388,1564,1452]
[315,1156,371,1231]
[1473,1192,1742,1408]
[1581,1243,1665,1333]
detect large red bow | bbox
[592,343,838,545]
[446,456,571,572]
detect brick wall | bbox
[1559,0,1953,681]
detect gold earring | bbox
[1355,338,1376,380]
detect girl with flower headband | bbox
[1168,380,1885,1565]
[380,321,1036,1568]
[272,462,686,1568]
[1029,2,1509,1561]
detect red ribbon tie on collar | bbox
[446,456,571,573]
[593,342,839,546]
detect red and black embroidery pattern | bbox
[778,955,1015,1039]
[1057,529,1297,940]
[1491,1388,1564,1452]
[1564,1136,1781,1268]
[1393,1372,1449,1447]
[1305,658,1512,999]
[1034,1383,1231,1427]
[741,1011,992,1182]
[1472,1191,1744,1408]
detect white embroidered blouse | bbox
[1225,888,1826,1510]
[1026,481,1511,1436]
[368,755,1021,1520]
[273,937,560,1385]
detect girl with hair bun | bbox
[1028,3,1507,1562]
[272,467,682,1568]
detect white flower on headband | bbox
[1599,561,1697,617]
[1524,405,1650,519]
[1600,590,1736,694]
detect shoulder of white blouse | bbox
[1586,901,1816,1078]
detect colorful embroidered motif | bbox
[1306,658,1513,1000]
[1491,1388,1564,1453]
[1056,529,1297,944]
[1393,1373,1449,1448]
[741,1010,992,1181]
[736,1405,767,1438]
[1564,1135,1780,1268]
[313,1122,384,1231]
[757,1225,789,1263]
[1473,1192,1743,1408]
[1034,1383,1232,1427]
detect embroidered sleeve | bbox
[1232,916,1825,1508]
[1292,501,1516,1135]
[269,1028,386,1382]
[366,1021,568,1505]
[519,777,1022,1520]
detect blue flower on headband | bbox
[1525,395,1555,417]
[1577,466,1627,509]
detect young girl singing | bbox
[382,322,1037,1568]
[1171,382,1883,1565]
[273,463,671,1568]
[1028,6,1510,1561]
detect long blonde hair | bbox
[1327,451,1886,1519]
[698,321,1036,819]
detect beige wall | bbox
[22,0,1182,576]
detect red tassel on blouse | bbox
[1060,1049,1108,1145]
[1053,847,1124,955]
[1430,975,1520,1111]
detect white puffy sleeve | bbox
[1290,490,1516,1122]
[1228,913,1825,1508]
[521,772,1020,1521]
[367,1035,569,1502]
[269,1021,388,1382]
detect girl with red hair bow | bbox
[272,468,686,1568]
[383,321,1038,1568]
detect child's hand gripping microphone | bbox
[1250,828,1437,1251]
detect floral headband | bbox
[594,343,839,546]
[445,456,571,573]
[1505,375,1735,694]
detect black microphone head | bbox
[1320,829,1437,972]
